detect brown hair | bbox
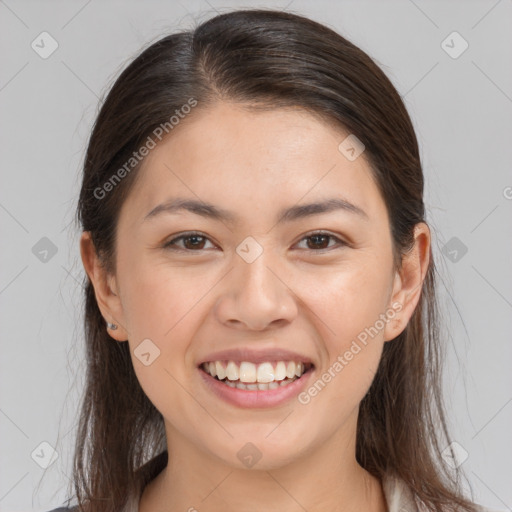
[69,8,479,512]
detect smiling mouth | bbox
[199,360,314,391]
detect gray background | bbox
[0,0,511,511]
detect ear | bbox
[80,231,129,342]
[383,222,431,342]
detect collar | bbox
[381,473,419,511]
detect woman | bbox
[49,8,500,512]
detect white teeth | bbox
[226,361,239,381]
[215,361,226,380]
[239,362,257,383]
[231,378,297,391]
[202,359,310,384]
[256,362,275,383]
[274,361,287,381]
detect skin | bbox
[81,102,430,512]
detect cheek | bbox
[299,260,391,400]
[300,258,392,340]
[118,255,203,339]
[296,339,383,452]
[117,261,207,418]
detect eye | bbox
[163,232,216,252]
[295,232,347,251]
[162,231,347,253]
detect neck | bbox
[139,423,387,512]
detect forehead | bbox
[119,102,385,228]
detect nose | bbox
[214,249,298,331]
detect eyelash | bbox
[162,231,347,253]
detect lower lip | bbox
[198,366,314,409]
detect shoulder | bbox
[381,473,505,512]
[45,451,168,512]
[463,505,505,512]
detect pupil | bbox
[185,235,204,249]
[309,235,328,249]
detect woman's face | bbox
[90,102,420,470]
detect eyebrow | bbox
[143,196,369,225]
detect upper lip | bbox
[198,348,315,366]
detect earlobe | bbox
[383,223,431,342]
[79,231,129,342]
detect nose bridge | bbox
[214,236,297,330]
[234,238,279,298]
